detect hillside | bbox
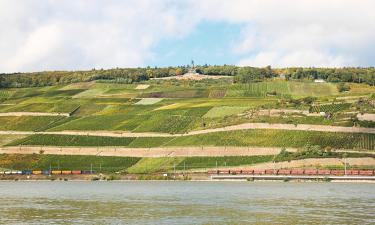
[0,74,374,174]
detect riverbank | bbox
[2,173,375,183]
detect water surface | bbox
[0,181,374,224]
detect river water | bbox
[0,181,374,224]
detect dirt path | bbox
[0,146,293,157]
[0,123,374,137]
[1,146,374,158]
[0,112,70,117]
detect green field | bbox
[10,134,136,147]
[7,130,375,150]
[127,157,184,174]
[178,155,274,169]
[310,103,352,113]
[0,116,65,131]
[1,79,374,152]
[0,154,140,173]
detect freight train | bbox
[0,170,96,175]
[208,169,374,176]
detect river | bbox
[0,181,374,224]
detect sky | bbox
[0,0,374,73]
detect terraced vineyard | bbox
[0,154,140,173]
[1,78,374,175]
[310,103,352,113]
[7,130,375,150]
[178,156,274,169]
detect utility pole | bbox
[173,163,176,180]
[90,163,93,174]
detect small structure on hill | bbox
[314,79,326,83]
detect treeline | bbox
[281,68,375,85]
[0,67,187,88]
[196,65,275,83]
[1,65,375,88]
[196,65,375,85]
[197,65,375,86]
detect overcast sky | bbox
[1,0,374,72]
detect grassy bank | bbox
[0,154,140,173]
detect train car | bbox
[51,170,62,175]
[71,170,82,175]
[242,169,254,175]
[42,170,50,175]
[359,170,374,176]
[277,169,291,175]
[253,170,265,175]
[207,170,218,174]
[4,171,11,175]
[81,170,96,174]
[331,170,345,176]
[346,170,359,175]
[61,170,72,175]
[304,169,318,175]
[317,170,331,175]
[22,170,32,175]
[291,169,304,175]
[230,169,242,175]
[219,170,230,174]
[32,170,42,175]
[265,169,275,175]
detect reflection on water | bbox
[0,181,374,224]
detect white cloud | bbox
[0,0,374,72]
[206,0,375,67]
[0,0,202,72]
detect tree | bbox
[0,75,4,88]
[337,83,350,92]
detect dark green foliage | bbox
[337,83,351,92]
[286,67,375,86]
[0,67,188,88]
[273,144,374,162]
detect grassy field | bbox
[0,154,140,173]
[7,130,375,150]
[0,135,29,146]
[126,157,184,174]
[225,81,338,98]
[178,155,274,169]
[0,116,65,131]
[203,106,250,118]
[9,134,136,147]
[134,98,163,105]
